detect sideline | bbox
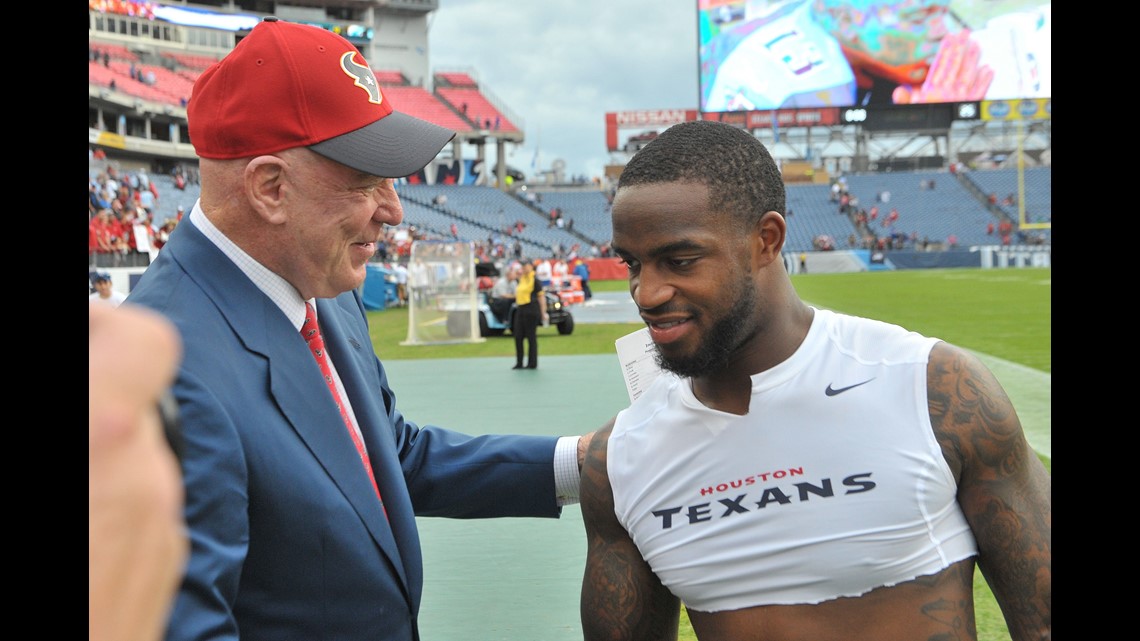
[972,352,1050,459]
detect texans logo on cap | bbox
[339,52,382,105]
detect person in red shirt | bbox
[90,209,116,261]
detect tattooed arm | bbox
[927,342,1052,641]
[580,417,681,641]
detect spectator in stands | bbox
[91,182,111,215]
[535,258,553,288]
[946,233,959,248]
[119,208,140,254]
[138,183,156,214]
[154,219,177,250]
[90,208,116,262]
[998,219,1013,239]
[137,211,158,252]
[90,272,128,307]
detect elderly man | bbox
[127,18,590,641]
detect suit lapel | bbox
[169,220,408,594]
[316,297,419,590]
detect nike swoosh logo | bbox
[825,378,875,396]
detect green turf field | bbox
[369,267,1050,641]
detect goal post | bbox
[401,240,485,346]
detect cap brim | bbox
[309,111,456,178]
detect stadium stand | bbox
[373,69,410,85]
[160,51,221,72]
[841,171,1011,249]
[380,85,472,133]
[90,4,1049,273]
[434,71,479,87]
[435,87,522,134]
[525,191,613,245]
[90,142,1051,269]
[396,184,587,258]
[960,167,1052,237]
[91,45,193,106]
[784,184,865,251]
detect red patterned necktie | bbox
[302,303,386,516]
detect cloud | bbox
[430,0,697,180]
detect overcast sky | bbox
[428,0,698,182]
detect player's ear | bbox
[752,211,786,266]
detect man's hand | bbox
[90,303,187,641]
[892,30,993,104]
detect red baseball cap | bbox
[188,17,455,178]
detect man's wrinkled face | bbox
[279,149,405,299]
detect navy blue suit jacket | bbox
[127,216,563,641]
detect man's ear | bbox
[752,211,787,267]
[244,156,288,224]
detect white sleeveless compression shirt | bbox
[607,308,979,612]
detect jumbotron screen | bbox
[698,0,1050,112]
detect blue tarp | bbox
[363,265,397,311]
